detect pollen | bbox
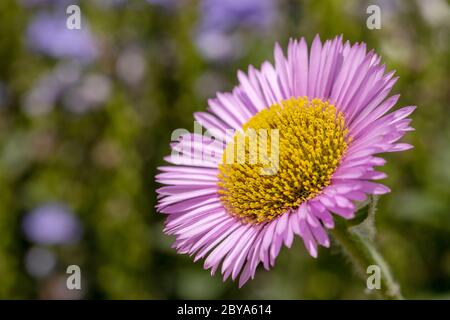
[217,97,350,224]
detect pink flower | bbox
[155,35,415,287]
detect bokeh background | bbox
[0,0,449,299]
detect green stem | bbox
[330,197,404,300]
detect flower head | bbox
[156,35,415,287]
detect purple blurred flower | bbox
[116,46,146,85]
[27,12,98,61]
[62,73,112,114]
[146,0,177,8]
[195,30,237,61]
[22,73,59,116]
[22,62,82,116]
[195,0,276,61]
[20,0,78,8]
[25,246,56,278]
[94,0,127,9]
[23,203,82,245]
[200,0,275,32]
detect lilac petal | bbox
[274,42,291,98]
[307,34,322,98]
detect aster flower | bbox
[156,35,415,287]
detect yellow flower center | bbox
[217,97,349,223]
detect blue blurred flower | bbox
[200,0,275,32]
[26,12,98,61]
[23,203,82,245]
[146,0,177,8]
[62,73,112,114]
[22,62,82,116]
[94,0,127,9]
[116,46,147,85]
[20,0,78,8]
[195,0,276,61]
[22,73,59,116]
[25,246,56,278]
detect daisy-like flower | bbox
[156,35,415,287]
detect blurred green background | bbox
[0,0,449,299]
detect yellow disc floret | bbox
[217,97,349,224]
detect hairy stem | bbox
[330,196,404,300]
